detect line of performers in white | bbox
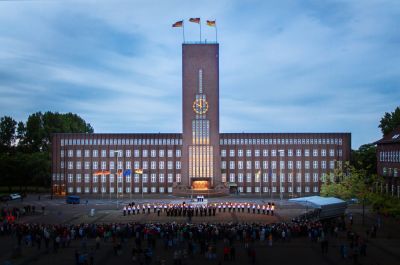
[122,202,276,217]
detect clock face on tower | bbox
[193,98,209,114]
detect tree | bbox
[351,144,377,176]
[379,106,400,136]
[0,111,94,189]
[320,165,381,201]
[0,116,17,152]
[20,111,94,152]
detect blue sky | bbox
[0,0,399,149]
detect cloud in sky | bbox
[0,0,399,148]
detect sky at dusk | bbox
[0,0,399,148]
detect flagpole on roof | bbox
[199,20,202,42]
[215,23,218,43]
[183,19,185,43]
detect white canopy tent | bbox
[289,196,347,219]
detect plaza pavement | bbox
[1,194,400,265]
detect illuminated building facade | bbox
[51,43,351,197]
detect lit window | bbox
[296,149,301,157]
[246,150,252,157]
[167,161,173,170]
[151,150,156,157]
[246,161,252,169]
[313,149,318,157]
[134,150,140,157]
[221,161,226,169]
[238,173,243,182]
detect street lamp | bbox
[134,169,144,199]
[114,150,120,209]
[278,149,285,201]
[257,170,262,198]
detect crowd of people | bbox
[121,202,276,218]
[1,205,45,224]
[0,218,331,264]
[0,200,378,265]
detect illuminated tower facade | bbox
[181,43,223,193]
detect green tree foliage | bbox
[351,144,377,176]
[0,116,17,152]
[320,164,381,200]
[22,112,94,152]
[0,112,93,190]
[379,106,400,136]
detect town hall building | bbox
[51,43,351,197]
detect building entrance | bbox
[192,180,209,190]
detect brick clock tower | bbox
[175,43,227,196]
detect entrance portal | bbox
[192,180,209,190]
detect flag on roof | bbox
[172,20,183,27]
[206,20,216,27]
[189,18,200,24]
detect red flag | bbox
[172,20,183,27]
[189,18,200,24]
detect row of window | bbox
[222,172,328,183]
[67,186,173,194]
[382,167,398,177]
[62,149,182,158]
[64,173,181,183]
[221,160,340,170]
[237,186,319,193]
[58,172,327,184]
[221,149,342,157]
[65,186,320,194]
[379,151,400,163]
[61,161,182,170]
[60,137,344,147]
[61,138,182,146]
[220,138,343,146]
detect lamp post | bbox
[114,150,120,209]
[257,170,262,198]
[141,172,144,199]
[134,169,144,199]
[278,149,284,201]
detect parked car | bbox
[0,195,10,202]
[9,193,22,200]
[66,195,80,204]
